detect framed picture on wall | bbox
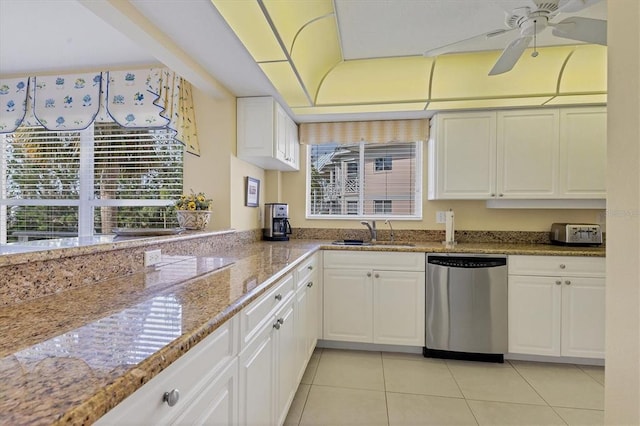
[245,176,260,207]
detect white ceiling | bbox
[0,0,607,122]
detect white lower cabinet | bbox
[508,255,606,359]
[323,251,425,346]
[96,316,240,426]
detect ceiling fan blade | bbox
[423,28,516,57]
[488,36,533,76]
[551,16,607,45]
[555,0,601,14]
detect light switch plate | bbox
[436,211,447,224]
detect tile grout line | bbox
[380,352,391,426]
[507,359,557,409]
[444,359,481,426]
[297,348,323,426]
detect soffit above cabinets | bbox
[211,0,607,118]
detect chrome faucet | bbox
[384,219,394,242]
[360,220,377,242]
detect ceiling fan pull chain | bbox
[532,19,539,57]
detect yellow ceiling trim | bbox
[292,102,427,115]
[544,94,608,105]
[427,97,555,111]
[259,62,310,107]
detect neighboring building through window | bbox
[1,123,183,243]
[307,141,421,219]
[374,156,392,172]
[374,200,392,214]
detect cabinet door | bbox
[559,107,607,198]
[508,275,562,356]
[172,358,238,425]
[323,269,373,342]
[428,111,497,199]
[238,320,275,426]
[373,270,425,346]
[285,115,300,170]
[305,276,320,358]
[274,299,297,426]
[237,97,274,158]
[561,277,606,358]
[275,103,288,163]
[497,109,559,198]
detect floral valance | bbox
[0,68,200,155]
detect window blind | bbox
[1,123,183,243]
[308,141,421,219]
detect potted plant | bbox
[174,191,212,230]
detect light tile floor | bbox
[285,348,604,426]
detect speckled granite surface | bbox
[0,233,605,425]
[1,239,321,426]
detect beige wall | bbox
[282,143,604,232]
[605,1,640,424]
[184,87,265,232]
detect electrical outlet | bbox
[436,211,447,224]
[144,249,162,267]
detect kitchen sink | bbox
[331,240,415,247]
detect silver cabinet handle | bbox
[273,321,281,330]
[555,280,562,285]
[367,272,372,277]
[307,281,313,288]
[559,264,566,269]
[565,280,571,285]
[490,193,495,197]
[308,265,313,270]
[277,318,284,325]
[163,389,180,407]
[274,294,282,301]
[374,273,380,278]
[499,193,504,197]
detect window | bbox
[307,141,421,219]
[1,123,183,243]
[374,200,392,214]
[374,156,392,172]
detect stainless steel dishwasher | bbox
[424,253,508,363]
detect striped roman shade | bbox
[299,119,429,144]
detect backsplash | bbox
[291,228,552,244]
[0,229,261,307]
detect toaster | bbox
[550,223,602,246]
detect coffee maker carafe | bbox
[263,203,292,241]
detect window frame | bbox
[305,140,423,221]
[1,123,183,243]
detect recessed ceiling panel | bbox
[431,46,575,100]
[263,0,335,53]
[558,45,607,94]
[317,57,433,105]
[291,15,342,101]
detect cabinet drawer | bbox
[324,250,424,272]
[97,316,239,425]
[296,253,318,288]
[240,273,295,347]
[508,255,605,277]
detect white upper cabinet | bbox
[428,107,606,200]
[496,109,560,198]
[237,97,299,171]
[428,111,497,199]
[559,107,607,198]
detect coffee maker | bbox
[263,203,292,241]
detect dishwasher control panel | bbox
[427,255,506,268]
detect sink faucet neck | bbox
[360,220,377,242]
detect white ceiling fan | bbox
[424,0,607,76]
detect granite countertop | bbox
[0,239,604,425]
